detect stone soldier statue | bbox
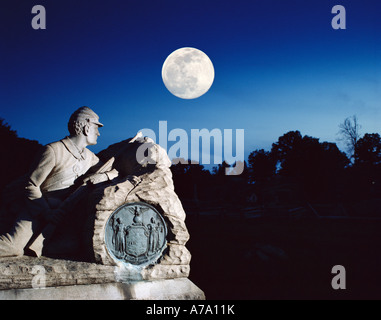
[0,106,118,257]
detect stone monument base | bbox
[0,278,205,300]
[0,256,205,300]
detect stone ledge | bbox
[0,278,205,300]
[0,256,191,290]
[0,256,116,290]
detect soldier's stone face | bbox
[86,122,100,145]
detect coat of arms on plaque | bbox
[104,202,167,266]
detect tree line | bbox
[171,116,381,217]
[1,116,381,217]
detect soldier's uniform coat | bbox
[0,137,117,256]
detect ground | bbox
[186,214,381,300]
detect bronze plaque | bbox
[105,202,167,266]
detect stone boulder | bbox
[86,135,192,281]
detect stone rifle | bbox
[27,132,143,257]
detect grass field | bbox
[185,215,381,300]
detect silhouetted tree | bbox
[349,133,381,199]
[355,133,381,167]
[271,131,309,177]
[170,159,212,201]
[271,131,349,201]
[212,161,231,177]
[248,149,276,183]
[0,118,43,200]
[0,118,17,139]
[338,115,361,163]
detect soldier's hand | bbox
[44,208,65,225]
[83,173,108,185]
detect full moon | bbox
[162,47,215,99]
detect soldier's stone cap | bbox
[90,118,104,127]
[70,106,104,127]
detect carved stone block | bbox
[90,136,193,281]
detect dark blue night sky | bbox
[1,0,380,166]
